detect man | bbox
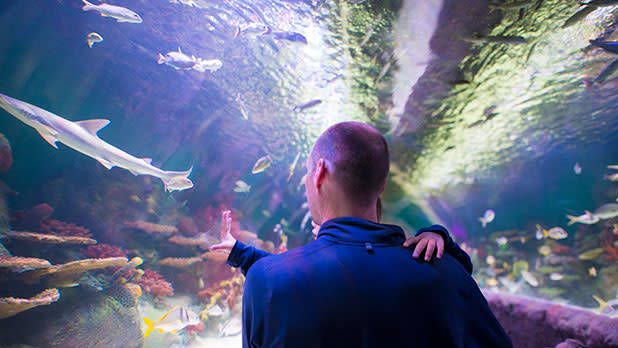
[216,122,512,348]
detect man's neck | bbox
[320,203,378,224]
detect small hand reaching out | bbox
[403,231,444,261]
[210,210,237,256]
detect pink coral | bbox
[82,244,128,259]
[136,269,174,297]
[40,219,92,238]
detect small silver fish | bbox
[158,47,198,70]
[234,22,270,39]
[234,180,251,193]
[219,317,242,337]
[521,271,539,287]
[252,155,272,174]
[594,203,618,219]
[566,211,599,225]
[82,0,142,23]
[479,209,495,228]
[236,93,250,120]
[462,34,528,45]
[87,32,103,48]
[549,272,564,281]
[288,152,301,182]
[293,99,322,111]
[193,58,223,72]
[573,163,582,175]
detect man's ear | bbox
[314,158,327,188]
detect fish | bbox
[271,31,308,44]
[462,34,528,45]
[563,5,596,28]
[87,32,103,48]
[549,272,564,281]
[235,93,249,120]
[592,295,618,316]
[535,224,568,240]
[233,180,251,193]
[486,277,499,287]
[589,58,618,86]
[234,22,270,39]
[594,203,618,219]
[0,93,193,192]
[538,245,552,256]
[496,236,508,246]
[252,155,272,174]
[479,209,495,228]
[158,47,198,70]
[578,247,605,260]
[81,0,142,23]
[589,39,618,55]
[606,172,618,181]
[143,306,201,338]
[170,0,198,7]
[608,164,618,170]
[580,0,618,6]
[573,162,582,175]
[566,211,600,225]
[287,152,301,182]
[521,271,539,287]
[219,317,242,337]
[486,255,496,265]
[489,0,537,11]
[293,99,322,111]
[206,304,224,317]
[589,267,597,277]
[193,58,223,72]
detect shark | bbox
[0,93,193,192]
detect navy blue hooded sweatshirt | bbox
[227,217,513,348]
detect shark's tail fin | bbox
[161,167,193,192]
[82,0,96,11]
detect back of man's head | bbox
[312,122,389,207]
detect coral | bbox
[0,255,51,272]
[0,133,12,174]
[600,228,618,262]
[124,220,177,235]
[40,218,92,238]
[200,250,230,263]
[20,257,128,286]
[83,243,127,259]
[198,273,244,315]
[168,234,210,249]
[11,203,54,230]
[158,257,203,268]
[0,288,60,319]
[5,231,97,245]
[177,217,200,236]
[135,269,173,297]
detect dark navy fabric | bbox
[229,217,513,348]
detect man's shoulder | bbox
[247,238,330,277]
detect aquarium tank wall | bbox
[0,0,617,347]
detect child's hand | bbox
[403,231,444,261]
[210,210,237,255]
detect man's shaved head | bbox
[310,122,389,207]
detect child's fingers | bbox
[404,235,420,247]
[424,240,436,261]
[437,238,444,258]
[412,238,428,258]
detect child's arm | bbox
[406,224,473,274]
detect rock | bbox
[484,291,618,348]
[0,134,12,174]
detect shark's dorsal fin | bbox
[178,47,182,53]
[141,158,152,165]
[76,119,110,136]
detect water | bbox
[0,0,617,347]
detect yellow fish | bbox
[535,224,568,240]
[143,306,200,338]
[252,155,272,174]
[287,152,301,182]
[87,32,103,48]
